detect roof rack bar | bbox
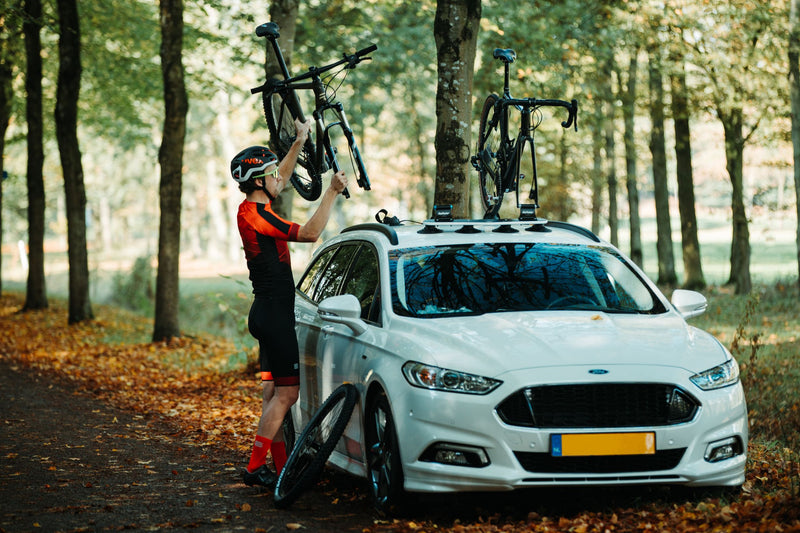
[545,220,601,242]
[341,223,399,245]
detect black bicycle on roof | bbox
[251,22,376,201]
[471,48,579,220]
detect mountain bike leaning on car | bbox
[471,48,578,220]
[251,22,376,201]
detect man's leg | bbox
[245,380,275,473]
[245,384,298,475]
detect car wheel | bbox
[366,390,405,514]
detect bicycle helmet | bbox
[230,146,278,183]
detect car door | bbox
[313,243,381,469]
[294,243,359,426]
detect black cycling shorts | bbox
[248,296,299,387]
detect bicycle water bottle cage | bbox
[255,22,280,39]
[493,48,516,63]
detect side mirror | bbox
[671,289,708,319]
[318,294,367,335]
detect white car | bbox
[289,214,747,512]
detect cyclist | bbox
[231,119,348,489]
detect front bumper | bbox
[391,368,748,493]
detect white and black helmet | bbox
[230,146,278,183]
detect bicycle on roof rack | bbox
[471,48,578,220]
[251,22,376,201]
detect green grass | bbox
[691,282,800,452]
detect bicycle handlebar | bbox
[250,43,377,96]
[255,22,279,39]
[280,44,377,86]
[504,97,578,131]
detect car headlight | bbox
[402,361,502,395]
[689,358,740,390]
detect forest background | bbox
[0,0,798,335]
[1,1,799,527]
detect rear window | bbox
[389,243,665,318]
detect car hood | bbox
[393,311,726,377]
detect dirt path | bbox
[0,359,376,532]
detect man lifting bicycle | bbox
[230,118,348,489]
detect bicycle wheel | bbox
[514,135,538,212]
[476,93,505,213]
[262,87,323,201]
[273,383,357,509]
[281,410,296,455]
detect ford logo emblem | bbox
[589,369,609,375]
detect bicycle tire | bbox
[273,383,357,508]
[262,86,324,201]
[476,93,505,213]
[281,410,296,456]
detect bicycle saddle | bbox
[493,48,516,63]
[255,22,280,39]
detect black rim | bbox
[263,90,323,201]
[478,94,503,211]
[366,393,401,512]
[273,384,357,508]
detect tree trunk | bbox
[22,0,47,310]
[622,53,643,267]
[265,0,299,220]
[433,0,480,219]
[153,0,187,342]
[591,104,603,236]
[790,0,800,291]
[670,58,705,290]
[647,44,676,286]
[721,107,752,295]
[0,8,17,294]
[56,0,93,323]
[604,58,618,247]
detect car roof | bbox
[337,218,609,250]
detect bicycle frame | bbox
[473,48,578,220]
[252,22,375,200]
[275,76,369,199]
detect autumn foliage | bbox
[1,293,799,532]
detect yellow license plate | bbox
[551,432,656,457]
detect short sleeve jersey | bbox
[237,200,301,299]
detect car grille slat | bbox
[496,383,699,428]
[514,448,686,473]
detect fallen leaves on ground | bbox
[1,294,798,533]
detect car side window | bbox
[341,245,380,324]
[297,246,337,297]
[312,244,359,303]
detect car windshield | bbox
[390,243,665,318]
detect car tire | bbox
[366,390,406,515]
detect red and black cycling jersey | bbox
[237,200,301,299]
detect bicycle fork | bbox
[317,102,371,198]
[515,107,539,211]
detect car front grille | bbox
[496,383,699,428]
[514,448,686,473]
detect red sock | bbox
[247,435,272,473]
[271,441,287,474]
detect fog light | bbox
[704,437,743,463]
[420,443,490,468]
